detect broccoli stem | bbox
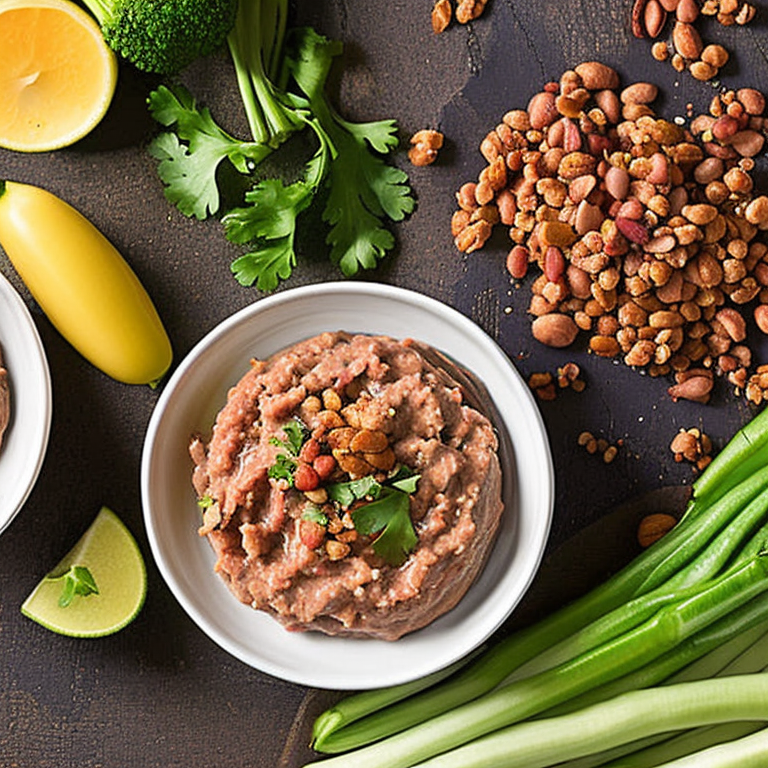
[228,0,298,147]
[79,0,112,27]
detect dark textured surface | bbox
[0,1,766,766]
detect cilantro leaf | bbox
[267,453,298,484]
[342,117,402,155]
[147,84,271,220]
[267,419,308,483]
[224,178,317,290]
[231,239,296,292]
[146,26,414,291]
[223,117,334,291]
[287,27,415,279]
[278,419,307,455]
[224,178,315,243]
[285,27,342,104]
[351,489,418,566]
[326,475,382,507]
[302,507,329,525]
[54,565,99,608]
[322,131,403,276]
[390,472,420,494]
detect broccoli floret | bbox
[81,0,238,75]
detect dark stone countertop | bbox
[1,1,766,766]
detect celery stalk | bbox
[403,676,768,768]
[650,725,768,768]
[687,407,768,519]
[312,471,768,753]
[542,596,768,718]
[547,630,768,768]
[303,557,768,768]
[559,723,763,768]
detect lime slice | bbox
[21,506,146,637]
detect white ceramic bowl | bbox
[141,282,554,689]
[0,273,52,535]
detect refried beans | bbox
[189,331,504,640]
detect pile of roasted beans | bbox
[452,61,768,404]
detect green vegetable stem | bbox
[304,556,768,768]
[408,675,768,768]
[541,592,768,719]
[687,406,768,520]
[311,463,768,753]
[147,0,414,291]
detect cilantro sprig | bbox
[50,565,100,608]
[267,419,308,485]
[328,469,421,566]
[147,10,414,292]
[302,506,329,526]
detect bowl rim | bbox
[141,281,554,688]
[0,272,53,535]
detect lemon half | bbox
[0,0,118,152]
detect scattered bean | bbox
[745,364,768,405]
[528,362,585,400]
[638,513,677,548]
[577,430,622,463]
[431,0,452,33]
[670,426,714,470]
[633,0,754,81]
[429,0,486,32]
[408,129,444,166]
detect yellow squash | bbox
[0,180,172,384]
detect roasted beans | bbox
[634,0,755,82]
[452,62,768,404]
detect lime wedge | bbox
[21,506,146,637]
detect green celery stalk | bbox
[402,676,768,768]
[594,723,766,768]
[509,485,768,683]
[303,557,768,768]
[309,654,479,747]
[312,470,768,753]
[686,407,768,520]
[558,723,764,768]
[664,621,768,683]
[541,595,768,718]
[650,725,768,768]
[227,0,298,147]
[544,629,768,768]
[635,466,768,595]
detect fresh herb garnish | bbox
[302,506,329,526]
[53,565,100,608]
[267,419,308,485]
[351,489,419,567]
[270,418,306,455]
[147,84,270,220]
[197,494,215,508]
[326,475,382,507]
[147,6,414,292]
[389,469,421,495]
[328,469,421,566]
[268,453,298,484]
